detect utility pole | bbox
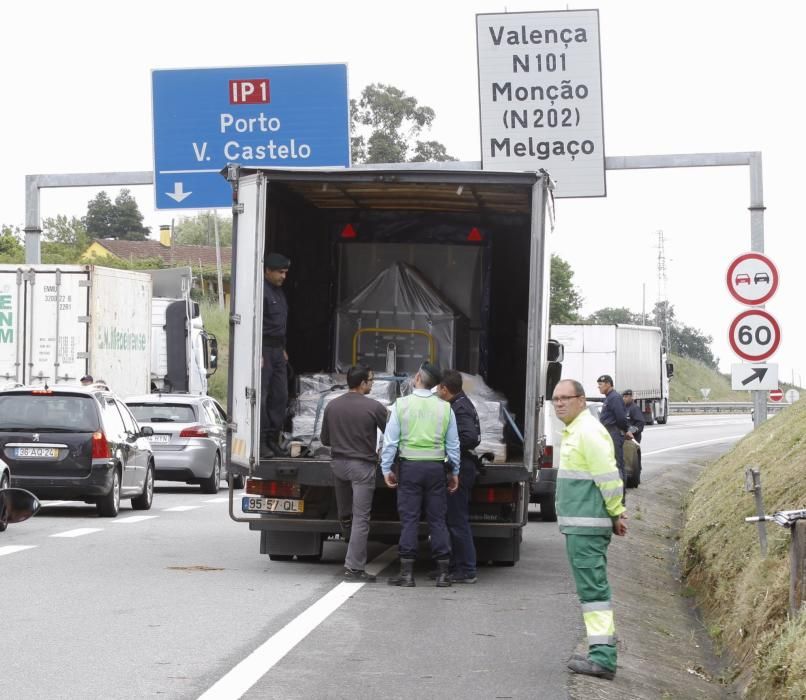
[656,230,671,350]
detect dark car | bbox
[754,272,770,284]
[0,385,155,517]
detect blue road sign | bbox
[152,64,349,210]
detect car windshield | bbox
[0,394,99,431]
[128,403,196,423]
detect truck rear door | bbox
[228,172,266,470]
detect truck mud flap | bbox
[475,529,522,565]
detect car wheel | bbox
[132,463,154,510]
[0,471,9,532]
[200,453,221,494]
[97,468,121,517]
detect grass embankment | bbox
[669,353,751,402]
[680,400,806,697]
[201,301,229,404]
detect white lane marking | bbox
[50,528,104,538]
[112,515,159,524]
[0,545,37,557]
[644,434,747,456]
[162,506,202,512]
[203,498,230,503]
[198,546,398,700]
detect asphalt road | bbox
[0,415,751,699]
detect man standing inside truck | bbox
[382,362,460,588]
[436,369,481,584]
[596,374,628,489]
[320,364,388,582]
[261,253,291,459]
[554,378,626,681]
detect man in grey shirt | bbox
[320,364,388,581]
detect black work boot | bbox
[567,657,615,680]
[434,558,452,587]
[266,432,287,457]
[387,558,416,587]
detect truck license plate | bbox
[16,446,59,458]
[242,496,304,514]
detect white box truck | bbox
[224,165,557,564]
[146,267,218,395]
[550,323,673,424]
[0,265,152,398]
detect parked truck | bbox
[145,267,218,395]
[550,323,674,424]
[224,164,557,565]
[0,265,152,398]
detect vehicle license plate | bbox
[16,446,59,458]
[149,434,171,443]
[242,496,304,514]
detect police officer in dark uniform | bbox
[596,374,628,486]
[622,389,645,444]
[261,253,290,458]
[436,369,481,584]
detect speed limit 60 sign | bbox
[729,309,781,361]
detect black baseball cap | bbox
[265,252,291,270]
[419,361,442,384]
[622,389,633,396]
[596,374,613,385]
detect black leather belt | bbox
[263,335,286,348]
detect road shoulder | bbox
[569,458,739,698]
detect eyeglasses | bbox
[551,395,582,404]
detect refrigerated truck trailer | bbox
[550,323,673,424]
[0,265,152,398]
[224,164,557,565]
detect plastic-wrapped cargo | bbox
[460,372,508,463]
[334,262,468,376]
[291,372,396,442]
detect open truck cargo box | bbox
[224,165,553,564]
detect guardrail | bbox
[669,402,786,415]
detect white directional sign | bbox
[729,309,781,362]
[786,389,800,404]
[726,252,779,306]
[731,363,778,390]
[476,10,605,197]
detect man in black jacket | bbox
[437,369,481,584]
[596,374,629,487]
[261,253,290,458]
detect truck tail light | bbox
[91,431,111,459]
[246,479,301,498]
[471,486,517,504]
[539,445,554,469]
[179,425,209,438]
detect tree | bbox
[0,225,23,262]
[350,84,456,164]
[41,215,91,264]
[172,213,232,247]
[84,189,150,240]
[651,301,717,368]
[549,254,583,323]
[586,307,642,325]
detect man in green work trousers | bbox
[553,378,627,681]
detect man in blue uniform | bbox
[622,390,645,444]
[596,374,628,487]
[436,369,481,584]
[261,253,290,458]
[381,362,460,588]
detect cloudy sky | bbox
[2,0,803,386]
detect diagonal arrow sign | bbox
[741,366,768,386]
[166,182,191,203]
